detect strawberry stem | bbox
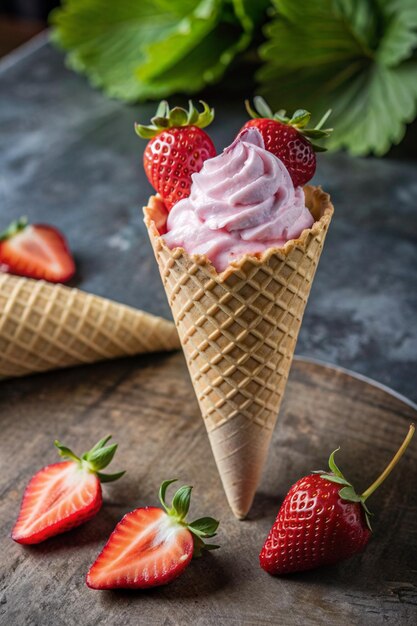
[361,424,415,501]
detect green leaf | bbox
[252,96,273,118]
[136,4,256,97]
[172,485,193,520]
[50,0,265,102]
[192,536,220,557]
[96,470,126,483]
[202,543,220,550]
[320,474,350,486]
[86,443,118,470]
[232,0,270,34]
[339,486,362,502]
[159,479,178,512]
[258,0,417,155]
[188,517,219,537]
[83,435,112,459]
[328,448,343,478]
[376,0,417,66]
[137,0,223,86]
[290,110,311,127]
[54,440,80,463]
[50,0,177,101]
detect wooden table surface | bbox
[1,34,417,626]
[1,357,416,626]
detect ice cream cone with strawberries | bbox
[137,98,334,519]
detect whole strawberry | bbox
[241,97,332,187]
[260,425,414,575]
[135,100,216,211]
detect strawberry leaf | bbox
[86,443,118,470]
[96,470,126,483]
[320,474,350,486]
[85,435,112,457]
[258,0,417,155]
[328,448,343,478]
[54,440,80,463]
[188,517,219,537]
[50,0,268,102]
[171,485,193,520]
[339,486,362,503]
[158,479,178,512]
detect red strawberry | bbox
[260,425,415,575]
[12,436,125,545]
[135,100,216,211]
[241,97,333,187]
[0,217,75,283]
[87,479,219,590]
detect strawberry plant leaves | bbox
[50,0,183,102]
[376,0,417,66]
[258,0,417,155]
[50,0,263,102]
[137,0,269,95]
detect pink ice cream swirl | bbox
[163,127,314,272]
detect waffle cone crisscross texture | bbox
[0,274,180,378]
[144,185,334,519]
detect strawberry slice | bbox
[87,479,220,590]
[0,217,75,283]
[12,436,125,545]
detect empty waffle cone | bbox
[144,186,334,519]
[0,274,179,378]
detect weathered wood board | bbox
[1,356,416,626]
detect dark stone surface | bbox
[0,34,416,405]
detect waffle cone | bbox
[0,274,179,378]
[144,186,334,518]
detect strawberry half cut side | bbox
[0,217,75,283]
[12,435,125,544]
[86,479,220,590]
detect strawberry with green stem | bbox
[135,100,216,211]
[241,96,333,187]
[12,436,125,544]
[260,424,415,575]
[87,479,219,590]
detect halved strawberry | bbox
[87,479,220,590]
[0,217,75,283]
[12,436,125,545]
